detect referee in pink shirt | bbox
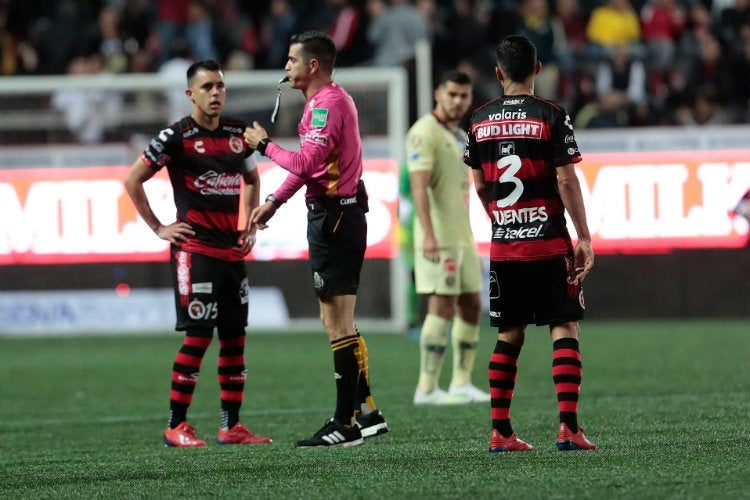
[244,31,388,448]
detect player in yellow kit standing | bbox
[407,70,491,405]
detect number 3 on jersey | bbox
[496,154,523,207]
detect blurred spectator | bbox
[367,0,430,123]
[225,49,255,71]
[681,33,734,102]
[673,84,730,125]
[516,0,566,100]
[436,0,488,71]
[718,0,750,47]
[554,0,589,107]
[51,54,123,143]
[128,48,154,73]
[366,0,430,67]
[676,2,715,66]
[595,42,647,106]
[595,41,649,125]
[586,0,644,62]
[640,0,685,81]
[155,0,216,65]
[260,0,298,69]
[0,3,16,75]
[119,0,153,54]
[667,33,734,123]
[212,0,259,68]
[726,25,750,121]
[323,0,370,66]
[28,0,96,74]
[90,4,129,74]
[0,0,745,131]
[456,55,495,125]
[158,38,194,124]
[575,89,631,128]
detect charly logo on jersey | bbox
[194,170,241,195]
[229,136,244,154]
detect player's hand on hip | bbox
[156,222,195,244]
[238,231,257,255]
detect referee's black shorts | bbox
[306,196,367,298]
[488,255,585,329]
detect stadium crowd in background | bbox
[0,0,748,130]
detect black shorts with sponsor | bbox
[306,198,367,298]
[488,256,585,329]
[170,247,249,331]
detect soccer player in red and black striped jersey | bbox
[124,59,271,447]
[464,36,598,452]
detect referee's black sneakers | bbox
[356,409,389,438]
[296,418,364,448]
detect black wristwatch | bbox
[257,137,271,155]
[265,194,282,208]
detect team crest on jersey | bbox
[311,108,328,127]
[444,258,457,273]
[229,136,244,154]
[499,142,515,156]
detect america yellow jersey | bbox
[406,113,474,247]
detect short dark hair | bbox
[495,35,537,82]
[438,69,472,88]
[186,59,223,85]
[290,30,337,73]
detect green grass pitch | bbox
[1,319,748,499]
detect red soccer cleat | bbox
[489,429,533,453]
[218,423,272,445]
[164,422,207,447]
[556,422,597,450]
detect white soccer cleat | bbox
[413,386,471,405]
[448,383,492,403]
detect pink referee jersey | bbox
[265,82,363,201]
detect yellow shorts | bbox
[413,245,482,296]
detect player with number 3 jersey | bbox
[464,36,597,453]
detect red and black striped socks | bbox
[488,340,521,438]
[552,337,582,433]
